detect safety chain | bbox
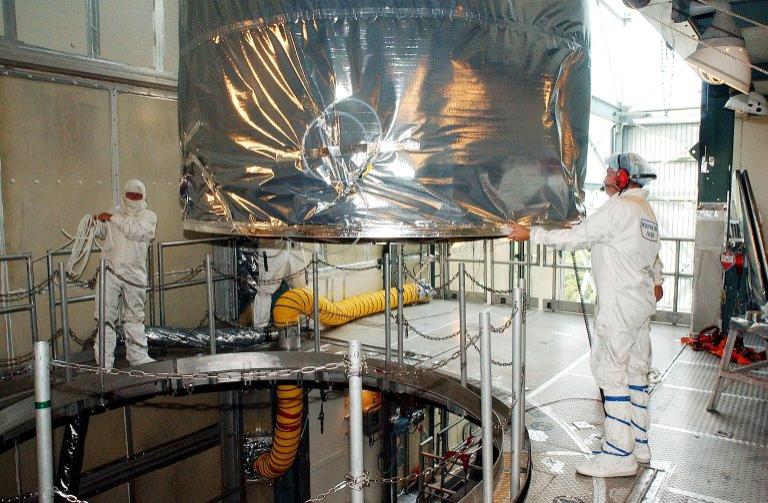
[315,258,380,272]
[49,359,348,382]
[306,437,478,502]
[369,332,481,378]
[405,269,460,291]
[108,260,207,290]
[0,272,58,302]
[394,313,461,342]
[54,488,89,503]
[463,270,518,296]
[0,363,32,382]
[0,327,95,368]
[0,491,37,503]
[343,354,367,377]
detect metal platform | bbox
[322,300,768,503]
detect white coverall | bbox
[93,180,157,368]
[251,243,309,328]
[530,188,662,465]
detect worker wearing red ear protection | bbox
[507,152,664,477]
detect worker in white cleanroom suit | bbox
[508,152,664,477]
[251,242,309,328]
[93,179,157,368]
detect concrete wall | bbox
[0,75,223,501]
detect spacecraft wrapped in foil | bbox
[179,0,590,240]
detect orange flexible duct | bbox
[253,384,303,478]
[272,284,426,327]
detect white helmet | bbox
[604,152,657,187]
[725,92,768,116]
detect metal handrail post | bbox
[510,284,524,497]
[384,246,392,364]
[58,263,72,382]
[348,340,365,503]
[34,341,54,503]
[26,255,39,343]
[673,239,681,325]
[312,251,320,353]
[479,310,493,502]
[397,245,404,364]
[484,240,492,305]
[46,252,57,359]
[147,243,155,326]
[206,254,216,355]
[98,259,106,392]
[157,244,165,326]
[459,262,467,387]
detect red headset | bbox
[615,154,631,191]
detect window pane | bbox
[100,0,154,68]
[16,0,88,55]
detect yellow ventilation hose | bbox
[273,284,425,327]
[253,384,303,478]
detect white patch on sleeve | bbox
[640,218,659,242]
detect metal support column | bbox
[35,341,54,503]
[312,251,320,352]
[484,240,492,304]
[479,311,493,502]
[220,390,244,502]
[147,244,155,326]
[459,262,467,386]
[348,340,365,503]
[206,254,216,355]
[157,245,165,326]
[384,246,392,364]
[26,255,39,342]
[123,407,136,503]
[47,252,57,358]
[98,259,106,390]
[510,283,524,497]
[58,263,72,382]
[397,245,404,364]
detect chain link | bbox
[50,359,348,382]
[315,258,380,272]
[54,488,88,503]
[463,270,518,296]
[0,272,58,302]
[307,437,479,502]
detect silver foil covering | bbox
[179,0,590,240]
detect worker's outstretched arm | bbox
[528,204,615,251]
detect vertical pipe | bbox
[157,245,165,326]
[479,311,493,503]
[510,284,523,497]
[58,263,72,382]
[484,240,492,305]
[34,341,54,503]
[397,245,404,364]
[673,239,681,325]
[123,407,136,503]
[384,247,392,364]
[14,440,21,494]
[98,259,106,381]
[348,340,365,503]
[206,254,216,355]
[147,244,155,327]
[47,252,58,359]
[550,249,557,311]
[232,240,239,321]
[26,256,39,343]
[441,243,449,300]
[458,262,467,387]
[312,251,320,352]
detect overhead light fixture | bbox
[684,0,751,94]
